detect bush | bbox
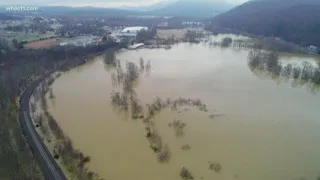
[103,50,116,66]
[221,37,232,47]
[180,167,194,179]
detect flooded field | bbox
[47,43,320,180]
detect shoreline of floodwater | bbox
[27,48,123,180]
[30,41,320,180]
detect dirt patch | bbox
[24,38,59,49]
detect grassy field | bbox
[0,30,57,42]
[15,31,57,42]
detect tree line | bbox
[248,50,320,91]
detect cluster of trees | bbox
[0,41,119,179]
[4,24,25,32]
[4,22,54,34]
[170,120,186,137]
[107,57,215,176]
[184,30,204,43]
[136,27,157,43]
[29,23,54,34]
[57,23,106,37]
[180,167,194,180]
[221,37,232,47]
[0,38,11,57]
[248,50,281,76]
[0,38,25,51]
[103,49,116,66]
[248,50,320,88]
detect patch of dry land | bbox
[24,38,60,49]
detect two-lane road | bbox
[19,71,67,180]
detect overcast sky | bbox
[0,0,249,7]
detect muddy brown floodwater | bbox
[47,42,320,180]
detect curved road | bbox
[19,70,67,180]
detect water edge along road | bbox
[19,70,67,180]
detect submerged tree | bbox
[292,66,301,79]
[157,145,171,163]
[131,95,143,119]
[221,37,233,47]
[248,50,281,75]
[312,69,320,84]
[126,62,139,82]
[111,92,129,112]
[248,49,320,92]
[49,88,55,99]
[146,60,151,72]
[248,50,263,70]
[184,30,197,43]
[103,50,116,66]
[281,64,293,78]
[180,167,194,180]
[139,58,145,70]
[265,51,281,75]
[300,61,314,82]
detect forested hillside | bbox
[150,0,234,17]
[211,0,320,47]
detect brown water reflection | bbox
[47,43,320,180]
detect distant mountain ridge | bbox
[117,1,173,11]
[0,0,234,17]
[211,0,320,47]
[149,0,234,17]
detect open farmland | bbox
[156,29,187,40]
[23,38,61,49]
[0,31,57,42]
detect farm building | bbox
[59,36,99,47]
